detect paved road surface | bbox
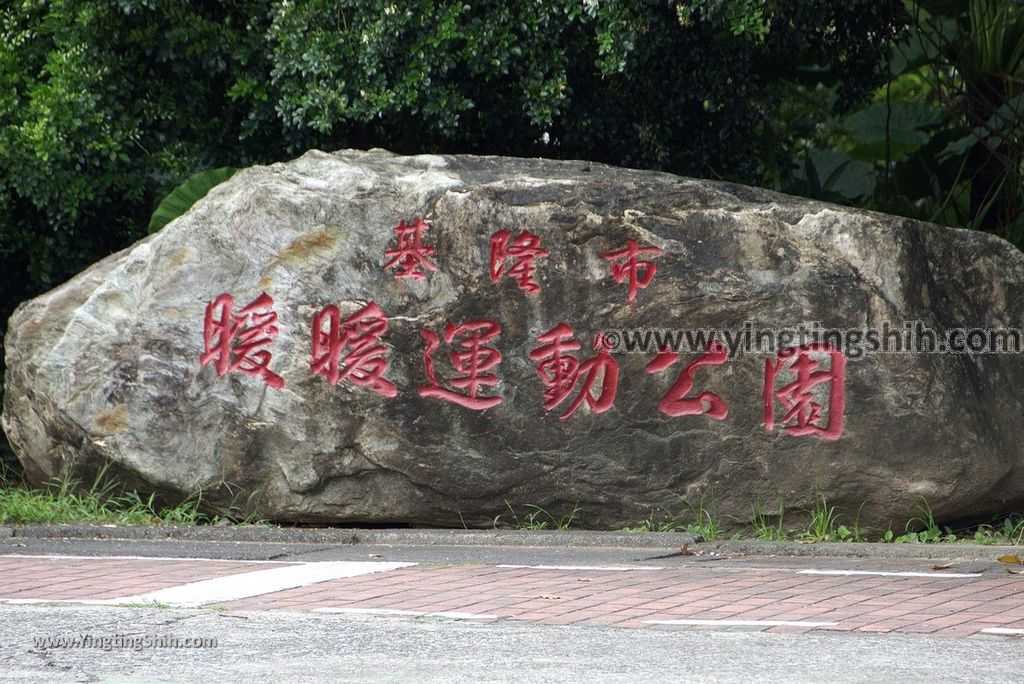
[0,531,1022,681]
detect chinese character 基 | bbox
[420,320,503,409]
[310,301,398,398]
[384,217,437,280]
[489,229,549,294]
[764,343,846,440]
[530,323,619,421]
[603,239,663,302]
[645,342,729,419]
[200,292,285,389]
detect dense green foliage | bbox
[2,0,1022,473]
[796,1,1024,243]
[0,0,895,330]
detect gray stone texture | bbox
[5,149,1024,531]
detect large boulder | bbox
[5,149,1024,532]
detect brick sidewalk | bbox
[0,555,293,601]
[2,554,1024,637]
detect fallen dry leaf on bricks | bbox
[1006,568,1024,575]
[931,563,955,570]
[997,554,1023,565]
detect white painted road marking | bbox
[315,607,497,620]
[496,564,664,571]
[428,611,498,620]
[316,607,420,616]
[981,627,1024,636]
[797,569,982,579]
[112,561,416,607]
[645,619,838,628]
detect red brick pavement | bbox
[3,554,1024,637]
[0,555,296,601]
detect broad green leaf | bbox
[940,126,989,160]
[796,148,875,201]
[891,27,941,75]
[148,167,239,234]
[843,101,946,160]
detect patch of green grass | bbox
[494,501,581,531]
[972,514,1024,545]
[681,493,720,541]
[118,600,170,609]
[798,495,866,543]
[892,499,958,544]
[622,509,684,533]
[619,502,705,536]
[749,498,788,541]
[0,464,231,526]
[799,494,841,542]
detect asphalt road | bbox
[2,604,1021,683]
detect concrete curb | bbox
[703,539,1024,561]
[2,524,1022,560]
[0,524,357,544]
[0,524,701,548]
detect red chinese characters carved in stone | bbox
[420,320,503,410]
[763,343,846,440]
[645,342,729,419]
[489,229,549,294]
[200,292,285,389]
[603,238,663,302]
[530,323,620,421]
[383,217,437,280]
[310,301,398,398]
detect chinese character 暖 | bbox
[200,292,285,389]
[310,301,398,398]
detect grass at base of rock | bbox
[2,461,1023,545]
[0,462,224,526]
[620,496,1024,546]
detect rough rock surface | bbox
[5,149,1024,531]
